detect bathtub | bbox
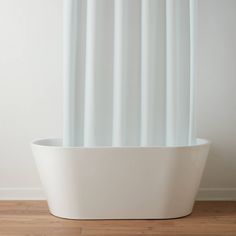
[31,138,210,219]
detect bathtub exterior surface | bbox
[31,139,210,219]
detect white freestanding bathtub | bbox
[31,138,210,219]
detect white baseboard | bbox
[0,188,45,200]
[196,188,236,200]
[0,187,235,200]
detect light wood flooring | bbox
[0,201,235,235]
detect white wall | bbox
[197,0,236,199]
[0,0,63,198]
[0,0,235,200]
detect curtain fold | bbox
[113,0,141,146]
[63,0,197,147]
[141,0,166,146]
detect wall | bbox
[0,0,235,200]
[0,0,63,198]
[197,0,236,199]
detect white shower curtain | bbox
[63,0,197,147]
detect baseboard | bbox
[0,187,235,200]
[196,188,236,201]
[0,188,45,200]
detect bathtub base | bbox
[31,138,210,219]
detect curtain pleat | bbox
[63,0,86,146]
[141,0,166,146]
[113,0,141,146]
[84,0,114,146]
[166,0,191,146]
[63,0,197,147]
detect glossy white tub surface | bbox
[31,138,210,219]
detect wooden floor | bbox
[0,201,235,235]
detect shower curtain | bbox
[63,0,197,147]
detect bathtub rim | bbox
[31,138,210,150]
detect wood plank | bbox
[0,201,235,235]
